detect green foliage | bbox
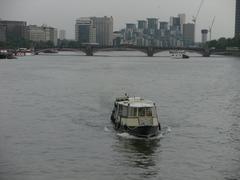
[33,41,54,49]
[58,40,82,48]
[0,38,55,49]
[0,38,32,49]
[207,36,240,49]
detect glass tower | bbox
[235,0,240,36]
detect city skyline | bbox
[0,0,235,41]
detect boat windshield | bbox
[128,107,157,117]
[118,105,128,117]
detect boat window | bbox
[122,106,128,117]
[129,107,137,117]
[118,105,123,115]
[138,108,145,117]
[146,108,152,116]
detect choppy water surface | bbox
[0,52,240,180]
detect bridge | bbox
[34,45,220,57]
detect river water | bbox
[0,51,240,180]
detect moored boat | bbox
[0,50,16,59]
[111,95,161,138]
[16,48,34,56]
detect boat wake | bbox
[116,126,171,140]
[104,126,111,132]
[117,132,163,140]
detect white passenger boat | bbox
[170,50,189,59]
[111,95,161,138]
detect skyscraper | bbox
[178,14,186,33]
[125,23,137,42]
[0,25,6,42]
[170,17,180,31]
[75,17,96,43]
[159,22,168,31]
[91,16,113,46]
[183,23,195,46]
[235,0,240,36]
[138,20,147,30]
[147,18,158,35]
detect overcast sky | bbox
[0,0,236,41]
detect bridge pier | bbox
[202,49,211,57]
[86,51,93,56]
[147,47,154,57]
[85,46,94,56]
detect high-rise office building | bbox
[91,16,113,46]
[0,25,6,42]
[59,29,66,40]
[125,23,137,42]
[126,23,136,30]
[183,23,195,46]
[0,20,27,40]
[178,14,186,33]
[235,0,240,36]
[138,20,147,30]
[159,22,168,30]
[75,17,96,43]
[170,17,180,31]
[147,18,158,35]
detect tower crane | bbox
[192,0,204,24]
[209,16,216,41]
[192,0,204,43]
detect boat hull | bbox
[125,126,160,138]
[112,118,160,138]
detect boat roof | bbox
[115,97,155,108]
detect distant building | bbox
[0,25,6,42]
[138,20,147,30]
[159,22,168,31]
[75,17,96,44]
[26,25,58,46]
[170,17,180,31]
[147,18,158,34]
[0,20,27,41]
[201,29,208,43]
[178,14,186,33]
[235,0,240,36]
[59,29,66,40]
[113,31,123,46]
[183,23,195,46]
[26,25,45,42]
[91,16,113,46]
[126,23,136,30]
[124,23,137,43]
[49,27,58,46]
